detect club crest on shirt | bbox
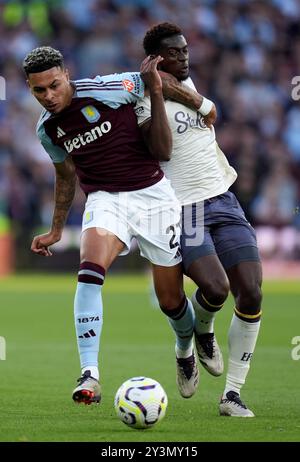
[81,105,101,123]
[135,106,144,115]
[122,79,134,92]
[84,211,94,224]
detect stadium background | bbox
[0,0,300,276]
[0,0,300,444]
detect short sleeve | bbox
[37,123,68,163]
[134,96,152,126]
[75,72,145,109]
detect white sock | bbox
[175,344,194,359]
[192,290,221,334]
[224,313,261,396]
[82,366,99,381]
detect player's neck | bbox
[66,82,76,106]
[57,83,75,112]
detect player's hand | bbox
[202,104,217,128]
[140,55,164,93]
[31,231,61,257]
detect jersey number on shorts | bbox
[167,225,180,250]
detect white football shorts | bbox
[82,176,182,267]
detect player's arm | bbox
[31,156,76,257]
[139,56,172,161]
[160,71,217,128]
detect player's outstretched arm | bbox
[160,71,217,128]
[31,156,76,257]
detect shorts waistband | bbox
[181,194,224,210]
[205,195,220,203]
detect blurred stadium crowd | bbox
[0,0,300,266]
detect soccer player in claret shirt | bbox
[136,23,263,417]
[23,46,204,405]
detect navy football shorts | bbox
[180,191,260,272]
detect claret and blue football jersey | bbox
[37,72,163,194]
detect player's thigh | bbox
[137,227,183,308]
[212,219,260,271]
[133,177,182,268]
[181,217,229,300]
[211,191,260,269]
[181,219,228,285]
[210,208,262,311]
[81,189,132,267]
[152,262,184,309]
[181,201,208,274]
[187,254,229,300]
[80,227,125,270]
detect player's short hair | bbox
[143,22,183,56]
[23,46,64,76]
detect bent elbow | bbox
[161,139,172,161]
[156,146,172,162]
[150,143,172,162]
[160,152,171,161]
[150,150,171,161]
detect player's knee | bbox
[237,284,263,313]
[201,276,230,305]
[157,290,185,311]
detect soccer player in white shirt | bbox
[136,23,263,417]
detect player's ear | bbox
[26,78,33,93]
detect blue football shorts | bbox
[180,191,260,272]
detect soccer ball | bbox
[114,376,168,429]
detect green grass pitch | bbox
[0,273,299,442]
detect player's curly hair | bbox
[23,46,64,76]
[143,22,183,56]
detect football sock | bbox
[82,366,99,381]
[74,262,105,378]
[161,297,195,358]
[175,345,193,359]
[192,288,224,334]
[224,309,261,395]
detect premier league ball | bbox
[114,377,168,429]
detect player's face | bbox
[27,67,73,113]
[157,35,189,81]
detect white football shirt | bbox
[135,77,237,205]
